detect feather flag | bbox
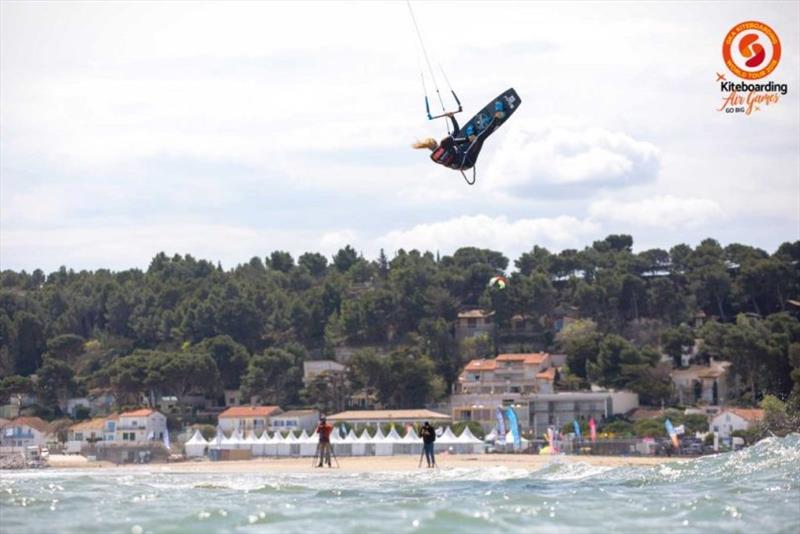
[496,407,506,443]
[589,417,597,442]
[573,420,582,441]
[665,418,679,448]
[506,407,521,449]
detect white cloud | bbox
[588,195,725,228]
[485,123,660,196]
[374,214,600,259]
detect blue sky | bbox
[1,1,798,272]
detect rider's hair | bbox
[412,138,438,151]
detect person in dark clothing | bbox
[419,421,437,468]
[412,111,504,171]
[315,416,333,467]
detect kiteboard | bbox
[455,88,521,141]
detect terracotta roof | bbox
[120,409,158,417]
[1,416,52,433]
[536,368,556,380]
[464,359,497,372]
[219,406,282,418]
[69,418,107,432]
[496,352,549,365]
[327,409,451,422]
[458,309,494,319]
[723,408,765,423]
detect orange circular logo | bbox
[722,21,781,79]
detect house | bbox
[457,352,554,395]
[217,406,282,434]
[455,309,495,341]
[86,388,116,416]
[326,409,451,429]
[66,397,91,418]
[710,408,765,440]
[452,390,639,434]
[303,360,346,385]
[66,418,107,454]
[671,359,732,405]
[550,305,579,333]
[0,417,54,450]
[116,409,167,443]
[269,410,320,433]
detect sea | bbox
[1,435,798,534]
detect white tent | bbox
[435,426,459,453]
[376,426,402,456]
[484,429,498,443]
[278,431,300,457]
[210,428,225,450]
[505,430,529,450]
[244,430,259,455]
[299,429,319,457]
[253,430,270,457]
[220,430,237,450]
[396,427,421,455]
[184,430,208,458]
[456,426,485,454]
[263,431,281,457]
[351,429,369,456]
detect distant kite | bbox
[488,276,508,290]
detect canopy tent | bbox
[299,429,319,457]
[434,426,459,453]
[220,430,237,450]
[244,430,260,455]
[351,429,369,456]
[277,431,300,456]
[455,426,484,454]
[376,426,403,456]
[184,430,208,458]
[505,430,529,450]
[254,430,271,457]
[395,427,422,455]
[263,431,281,457]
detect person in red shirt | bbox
[315,416,333,468]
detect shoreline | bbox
[38,453,688,474]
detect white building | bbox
[671,359,732,405]
[453,390,639,435]
[218,406,282,434]
[269,410,319,432]
[457,353,555,395]
[115,409,167,443]
[66,418,107,453]
[0,417,54,450]
[455,309,495,341]
[710,408,764,439]
[303,360,346,384]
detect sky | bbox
[1,1,798,273]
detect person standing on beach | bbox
[315,416,334,468]
[419,421,436,468]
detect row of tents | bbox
[184,426,486,458]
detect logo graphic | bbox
[716,20,788,115]
[722,21,781,80]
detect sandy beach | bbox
[44,453,686,473]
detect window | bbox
[75,432,84,441]
[467,318,477,328]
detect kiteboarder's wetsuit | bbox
[430,113,498,171]
[420,422,436,468]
